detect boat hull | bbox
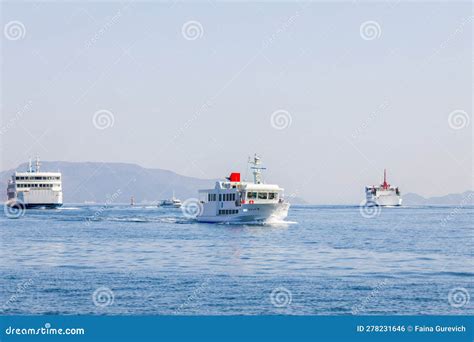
[366,194,402,206]
[6,201,63,209]
[196,202,290,223]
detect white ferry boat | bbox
[365,169,402,206]
[195,155,290,223]
[6,158,63,209]
[159,192,182,208]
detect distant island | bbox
[402,191,473,206]
[0,161,309,205]
[1,161,470,206]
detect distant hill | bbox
[0,161,215,204]
[403,191,474,206]
[0,161,309,205]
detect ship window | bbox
[219,194,222,201]
[247,192,256,199]
[258,192,268,199]
[269,193,276,200]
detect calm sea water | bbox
[0,204,472,315]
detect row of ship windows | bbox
[247,192,277,200]
[208,193,236,202]
[218,209,238,215]
[208,193,278,202]
[17,184,55,188]
[16,176,60,180]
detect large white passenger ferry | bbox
[6,158,63,209]
[195,155,290,223]
[365,169,401,206]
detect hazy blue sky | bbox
[1,1,472,203]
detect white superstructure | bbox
[196,155,290,223]
[6,158,63,208]
[365,169,401,206]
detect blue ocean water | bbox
[0,204,472,315]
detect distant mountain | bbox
[0,161,309,205]
[403,191,473,206]
[0,161,215,204]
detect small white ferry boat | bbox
[159,192,182,208]
[365,169,402,206]
[195,155,290,223]
[6,158,63,209]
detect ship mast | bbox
[382,168,389,189]
[35,157,40,172]
[249,154,266,184]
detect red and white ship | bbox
[365,169,402,206]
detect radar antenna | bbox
[248,154,266,184]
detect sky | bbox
[0,1,472,204]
